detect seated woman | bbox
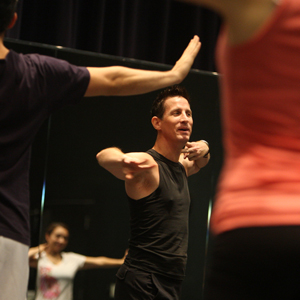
[28,222,127,300]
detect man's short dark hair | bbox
[150,85,190,119]
[0,0,18,34]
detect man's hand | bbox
[86,36,201,97]
[181,140,210,176]
[122,154,156,180]
[171,35,201,83]
[181,140,209,161]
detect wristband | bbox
[200,140,209,146]
[200,140,210,158]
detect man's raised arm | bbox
[85,36,201,97]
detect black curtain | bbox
[6,0,221,71]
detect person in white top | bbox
[28,222,127,300]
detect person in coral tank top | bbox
[180,0,300,299]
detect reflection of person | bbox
[97,85,210,300]
[28,222,127,300]
[180,0,300,299]
[0,1,201,299]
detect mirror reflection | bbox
[28,222,127,300]
[3,40,221,300]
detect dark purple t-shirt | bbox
[0,50,90,245]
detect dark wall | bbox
[7,0,221,72]
[5,38,222,300]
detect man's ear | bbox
[7,13,17,29]
[151,116,161,131]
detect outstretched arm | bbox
[180,140,210,176]
[96,147,158,199]
[85,36,201,97]
[81,249,128,270]
[96,147,157,181]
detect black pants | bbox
[114,264,183,300]
[204,226,300,300]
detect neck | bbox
[152,138,185,162]
[0,34,9,59]
[45,247,62,258]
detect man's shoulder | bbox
[4,50,56,71]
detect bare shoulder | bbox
[222,0,279,44]
[125,153,159,200]
[183,0,278,44]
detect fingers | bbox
[181,141,208,160]
[123,156,155,169]
[190,35,201,54]
[39,243,48,250]
[183,35,201,58]
[182,142,193,151]
[170,35,201,83]
[185,151,200,160]
[123,156,146,166]
[122,156,156,179]
[181,142,196,154]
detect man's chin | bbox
[180,134,190,141]
[178,137,190,144]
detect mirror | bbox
[5,38,222,300]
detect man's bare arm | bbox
[85,36,201,97]
[180,140,210,176]
[96,147,156,181]
[96,147,159,200]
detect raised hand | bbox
[171,35,201,83]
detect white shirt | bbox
[35,251,86,300]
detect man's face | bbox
[159,96,193,143]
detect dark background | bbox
[4,38,222,299]
[4,1,223,298]
[6,0,221,72]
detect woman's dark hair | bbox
[150,85,190,119]
[45,222,69,236]
[0,0,18,33]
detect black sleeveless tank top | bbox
[125,149,190,279]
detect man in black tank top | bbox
[97,85,210,300]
